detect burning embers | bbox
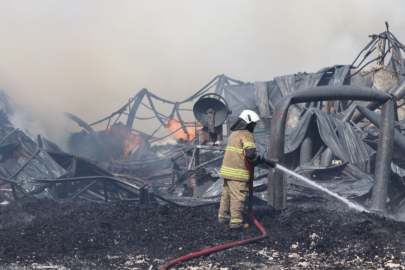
[103,126,142,158]
[123,136,141,158]
[166,119,197,140]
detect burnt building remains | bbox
[1,27,405,216]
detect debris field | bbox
[1,26,405,270]
[0,199,405,269]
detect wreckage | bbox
[1,26,405,215]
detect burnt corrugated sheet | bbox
[0,142,68,198]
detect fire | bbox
[123,133,141,158]
[103,126,142,158]
[166,119,196,140]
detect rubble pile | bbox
[2,28,405,211]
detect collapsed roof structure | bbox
[1,26,405,215]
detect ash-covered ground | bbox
[1,199,405,269]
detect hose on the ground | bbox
[161,153,267,269]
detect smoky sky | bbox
[0,0,404,144]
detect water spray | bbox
[275,164,369,213]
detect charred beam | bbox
[126,88,148,128]
[71,180,99,200]
[146,93,167,127]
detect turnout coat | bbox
[219,129,257,182]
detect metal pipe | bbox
[146,93,168,127]
[320,148,334,167]
[189,154,224,172]
[187,147,197,171]
[370,99,395,212]
[214,74,225,96]
[289,86,391,104]
[269,85,392,209]
[268,97,291,209]
[355,105,405,151]
[351,77,405,123]
[11,184,18,200]
[309,144,325,165]
[341,105,357,122]
[300,121,315,178]
[21,175,140,190]
[126,88,148,128]
[71,180,99,200]
[37,134,43,149]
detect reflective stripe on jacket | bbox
[219,130,257,182]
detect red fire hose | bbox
[161,153,267,269]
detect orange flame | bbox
[103,127,142,158]
[166,119,196,140]
[123,135,141,158]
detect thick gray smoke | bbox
[0,0,404,145]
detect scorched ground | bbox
[0,199,405,269]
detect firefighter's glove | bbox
[261,157,277,168]
[257,156,266,164]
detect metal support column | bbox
[370,99,395,212]
[300,121,315,178]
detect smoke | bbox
[0,0,405,144]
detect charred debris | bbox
[1,27,405,215]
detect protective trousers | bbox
[218,179,249,228]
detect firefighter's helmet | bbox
[239,110,260,124]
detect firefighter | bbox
[218,110,276,229]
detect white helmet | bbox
[239,110,260,124]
